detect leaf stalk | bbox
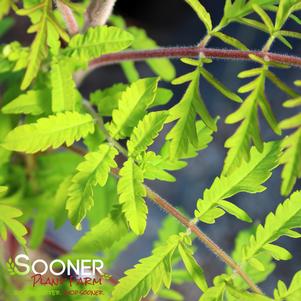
[89,47,301,69]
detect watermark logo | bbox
[7,254,105,277]
[7,254,111,296]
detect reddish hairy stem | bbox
[56,0,79,35]
[89,46,301,69]
[144,188,262,294]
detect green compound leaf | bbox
[280,113,301,129]
[109,77,159,139]
[127,111,169,157]
[50,56,77,112]
[1,89,51,116]
[0,204,27,246]
[166,69,216,159]
[178,238,208,292]
[66,144,118,230]
[185,0,212,31]
[162,120,215,160]
[274,269,301,300]
[157,288,184,301]
[221,0,276,27]
[141,151,186,183]
[279,80,301,196]
[228,227,275,289]
[252,4,274,33]
[275,0,301,31]
[227,285,274,301]
[243,190,301,270]
[72,206,129,253]
[195,141,281,224]
[2,111,95,154]
[280,129,301,196]
[199,282,226,301]
[20,0,69,90]
[90,84,172,117]
[90,83,128,116]
[121,61,140,83]
[64,26,133,61]
[211,32,248,50]
[223,65,281,175]
[118,158,147,235]
[111,235,181,301]
[20,1,50,90]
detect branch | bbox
[89,46,301,69]
[85,0,117,28]
[74,101,264,294]
[67,145,262,295]
[56,0,79,35]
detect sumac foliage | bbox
[0,0,301,300]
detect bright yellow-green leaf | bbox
[212,32,248,50]
[279,113,301,129]
[185,0,212,31]
[252,4,274,33]
[72,206,128,252]
[238,68,263,79]
[178,240,208,292]
[258,94,282,135]
[118,158,147,235]
[142,151,186,183]
[20,0,67,90]
[111,235,180,301]
[223,91,262,175]
[263,244,292,260]
[50,56,77,112]
[109,78,159,139]
[2,90,51,115]
[0,204,27,245]
[224,67,281,174]
[65,26,133,61]
[66,144,118,230]
[166,69,216,159]
[243,190,301,266]
[196,141,281,224]
[280,128,301,196]
[21,11,48,90]
[3,111,95,153]
[274,269,301,300]
[127,111,168,157]
[121,61,140,83]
